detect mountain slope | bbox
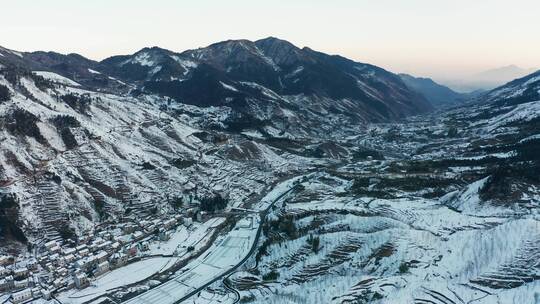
[482,69,540,106]
[2,38,433,135]
[399,73,466,107]
[98,37,432,125]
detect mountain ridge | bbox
[0,37,433,126]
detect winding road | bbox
[122,174,311,304]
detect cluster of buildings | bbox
[0,256,50,303]
[0,213,194,303]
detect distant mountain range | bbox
[399,74,468,107]
[0,38,433,133]
[440,65,538,92]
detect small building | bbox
[64,254,75,263]
[132,231,144,241]
[41,288,51,300]
[66,278,75,289]
[31,287,41,298]
[164,219,176,230]
[79,248,90,257]
[53,278,63,288]
[45,263,54,272]
[158,230,171,241]
[49,253,60,262]
[174,214,183,223]
[109,253,128,267]
[0,276,14,291]
[74,258,89,270]
[63,247,77,256]
[56,267,68,277]
[97,241,112,251]
[50,244,62,253]
[11,288,33,303]
[111,242,121,251]
[122,224,137,234]
[26,259,38,271]
[94,261,109,276]
[96,251,109,263]
[44,241,58,251]
[183,217,193,227]
[138,242,149,252]
[126,245,138,257]
[13,278,29,289]
[74,273,89,289]
[13,267,29,279]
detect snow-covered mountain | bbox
[2,38,433,130]
[0,38,434,247]
[482,69,540,106]
[0,41,539,304]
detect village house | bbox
[164,218,176,230]
[74,273,89,289]
[56,267,68,277]
[63,247,76,256]
[11,288,33,303]
[45,263,54,272]
[138,242,149,252]
[31,287,41,298]
[26,259,38,271]
[158,229,171,241]
[66,278,76,290]
[174,214,183,223]
[109,253,128,267]
[122,223,137,234]
[111,242,121,251]
[50,244,62,253]
[0,276,14,291]
[90,239,105,252]
[64,254,76,263]
[41,288,51,300]
[96,251,109,263]
[53,278,63,288]
[74,255,97,271]
[125,245,138,257]
[132,231,144,241]
[13,278,29,289]
[44,241,58,251]
[97,241,112,251]
[94,261,109,276]
[13,267,28,279]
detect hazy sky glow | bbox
[1,0,539,80]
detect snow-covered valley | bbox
[0,41,539,304]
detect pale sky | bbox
[1,0,539,80]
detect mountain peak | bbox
[255,37,308,66]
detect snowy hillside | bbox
[0,45,539,304]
